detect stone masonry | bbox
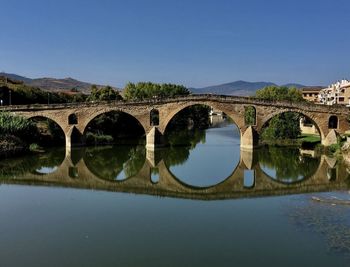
[2,94,349,149]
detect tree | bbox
[123,82,190,100]
[245,106,256,126]
[256,86,304,140]
[256,86,304,102]
[261,112,301,140]
[87,85,122,101]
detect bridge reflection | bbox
[0,147,349,200]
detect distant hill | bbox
[0,72,313,96]
[0,73,32,84]
[0,72,117,93]
[191,81,307,96]
[281,83,306,88]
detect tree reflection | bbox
[257,146,320,182]
[83,145,146,180]
[0,148,65,178]
[163,129,206,167]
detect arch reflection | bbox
[0,148,65,178]
[0,143,348,200]
[163,123,241,188]
[257,146,321,184]
[83,145,146,181]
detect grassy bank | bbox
[260,134,321,147]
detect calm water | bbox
[0,122,350,267]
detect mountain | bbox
[281,83,306,88]
[0,73,32,84]
[0,72,116,93]
[191,81,307,96]
[0,72,310,96]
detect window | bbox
[68,114,78,125]
[150,109,159,126]
[328,116,338,129]
[244,106,256,126]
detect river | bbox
[0,121,349,266]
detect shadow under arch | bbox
[163,103,242,140]
[83,110,147,144]
[161,102,243,137]
[27,115,66,146]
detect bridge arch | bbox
[25,115,66,146]
[19,113,67,135]
[82,109,147,144]
[159,101,245,135]
[258,108,325,140]
[80,108,148,135]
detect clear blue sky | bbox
[0,0,349,88]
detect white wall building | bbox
[318,79,350,106]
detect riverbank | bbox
[259,134,320,148]
[0,135,27,158]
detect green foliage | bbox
[0,112,37,140]
[85,132,114,145]
[256,86,304,141]
[244,106,256,126]
[123,82,190,100]
[0,78,87,105]
[83,145,145,179]
[329,143,341,153]
[164,129,206,166]
[0,135,26,157]
[258,146,320,182]
[299,134,321,144]
[166,105,211,131]
[87,85,122,101]
[0,148,65,177]
[85,111,145,142]
[29,143,43,152]
[262,112,301,140]
[256,86,304,102]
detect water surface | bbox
[0,122,349,267]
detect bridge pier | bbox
[65,126,85,149]
[146,148,163,167]
[146,127,165,151]
[240,126,259,150]
[240,148,257,170]
[322,129,339,147]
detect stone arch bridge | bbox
[2,94,349,149]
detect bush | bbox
[0,112,37,141]
[0,135,27,157]
[85,132,114,145]
[29,143,43,152]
